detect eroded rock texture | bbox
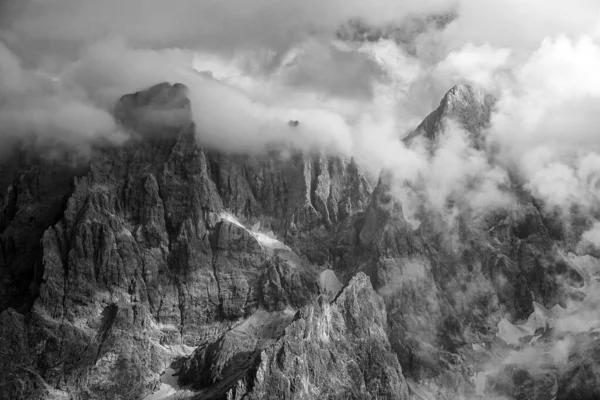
[1,82,598,400]
[0,83,372,400]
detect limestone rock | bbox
[0,82,371,399]
[1,81,597,400]
[404,84,495,147]
[221,273,410,400]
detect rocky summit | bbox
[1,82,598,400]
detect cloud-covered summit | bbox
[1,0,600,225]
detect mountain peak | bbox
[405,84,495,145]
[442,84,488,110]
[114,82,192,136]
[440,84,495,119]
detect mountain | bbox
[404,84,495,147]
[1,82,598,400]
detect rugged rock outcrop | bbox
[404,84,496,148]
[1,82,598,400]
[0,154,85,313]
[337,84,596,399]
[0,82,372,399]
[234,273,409,400]
[179,273,409,400]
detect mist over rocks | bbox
[405,84,496,146]
[114,82,193,137]
[1,78,599,399]
[0,81,378,399]
[2,0,600,395]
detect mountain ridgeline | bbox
[1,82,598,400]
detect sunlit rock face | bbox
[404,84,496,147]
[180,273,409,400]
[0,81,597,400]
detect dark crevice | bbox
[309,157,320,211]
[210,222,223,319]
[176,276,186,338]
[95,303,119,363]
[0,161,85,314]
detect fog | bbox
[1,0,599,228]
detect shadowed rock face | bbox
[0,153,86,313]
[115,82,193,137]
[0,82,597,400]
[0,82,373,399]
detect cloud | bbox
[431,43,512,90]
[1,0,600,215]
[0,41,124,160]
[4,0,452,56]
[1,0,449,161]
[444,0,600,52]
[487,35,600,212]
[58,36,372,155]
[5,2,600,397]
[64,37,194,106]
[278,39,386,99]
[187,71,356,154]
[371,119,514,234]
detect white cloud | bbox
[4,0,453,61]
[488,35,600,211]
[0,41,124,160]
[2,0,600,221]
[432,43,512,90]
[582,222,600,248]
[444,0,600,52]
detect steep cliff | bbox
[339,84,596,399]
[0,82,597,400]
[179,273,409,400]
[0,83,372,400]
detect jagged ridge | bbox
[0,82,598,400]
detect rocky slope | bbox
[1,82,598,400]
[0,82,372,400]
[343,84,597,399]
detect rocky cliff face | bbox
[179,273,409,400]
[342,84,596,399]
[0,82,597,400]
[404,84,495,149]
[0,83,373,400]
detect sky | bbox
[1,0,600,222]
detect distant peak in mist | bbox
[114,82,192,138]
[405,84,495,145]
[441,84,494,113]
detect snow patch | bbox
[221,212,291,252]
[319,269,342,296]
[142,340,197,400]
[233,306,297,339]
[143,368,179,400]
[473,372,487,396]
[497,318,531,346]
